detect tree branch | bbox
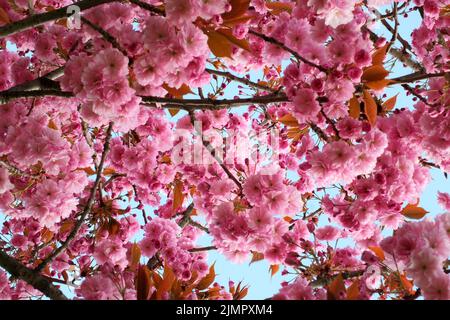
[80,16,131,63]
[177,203,195,228]
[385,3,399,54]
[374,6,412,52]
[0,88,289,109]
[205,68,276,92]
[390,71,446,84]
[188,246,217,253]
[0,0,119,38]
[34,122,114,272]
[128,0,165,16]
[0,249,68,300]
[188,111,243,192]
[6,67,64,92]
[248,29,327,73]
[142,94,289,110]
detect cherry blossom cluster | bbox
[380,213,450,299]
[0,0,448,301]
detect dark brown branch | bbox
[0,89,74,103]
[0,89,289,109]
[320,109,341,140]
[188,111,243,192]
[0,0,119,38]
[34,122,114,272]
[128,0,165,16]
[205,68,276,92]
[177,203,195,228]
[80,16,131,63]
[310,270,365,288]
[385,3,399,54]
[0,250,67,300]
[141,94,289,110]
[308,122,330,143]
[401,84,433,106]
[187,219,210,234]
[7,67,64,92]
[248,30,327,73]
[188,246,217,253]
[390,71,446,84]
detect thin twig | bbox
[128,0,165,16]
[188,246,217,253]
[34,122,114,272]
[206,68,276,92]
[187,218,210,233]
[390,71,446,84]
[364,27,423,72]
[81,16,131,64]
[248,29,327,73]
[188,111,243,192]
[177,203,195,228]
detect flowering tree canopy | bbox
[0,0,449,301]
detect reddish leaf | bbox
[365,79,393,90]
[235,285,249,300]
[102,167,116,176]
[59,220,74,235]
[279,113,299,127]
[346,279,360,300]
[382,94,398,111]
[222,14,253,27]
[371,44,389,66]
[348,96,360,119]
[287,127,308,142]
[327,274,346,300]
[197,263,216,290]
[156,264,176,299]
[249,252,264,265]
[108,218,121,236]
[48,119,58,130]
[269,264,279,277]
[40,228,54,243]
[0,7,10,24]
[266,2,294,14]
[168,108,180,117]
[216,28,251,52]
[363,90,378,126]
[362,65,389,82]
[222,0,250,21]
[136,265,152,300]
[172,180,184,213]
[368,246,385,261]
[130,243,141,268]
[206,29,233,58]
[163,83,192,98]
[79,167,95,175]
[399,273,414,295]
[401,203,429,219]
